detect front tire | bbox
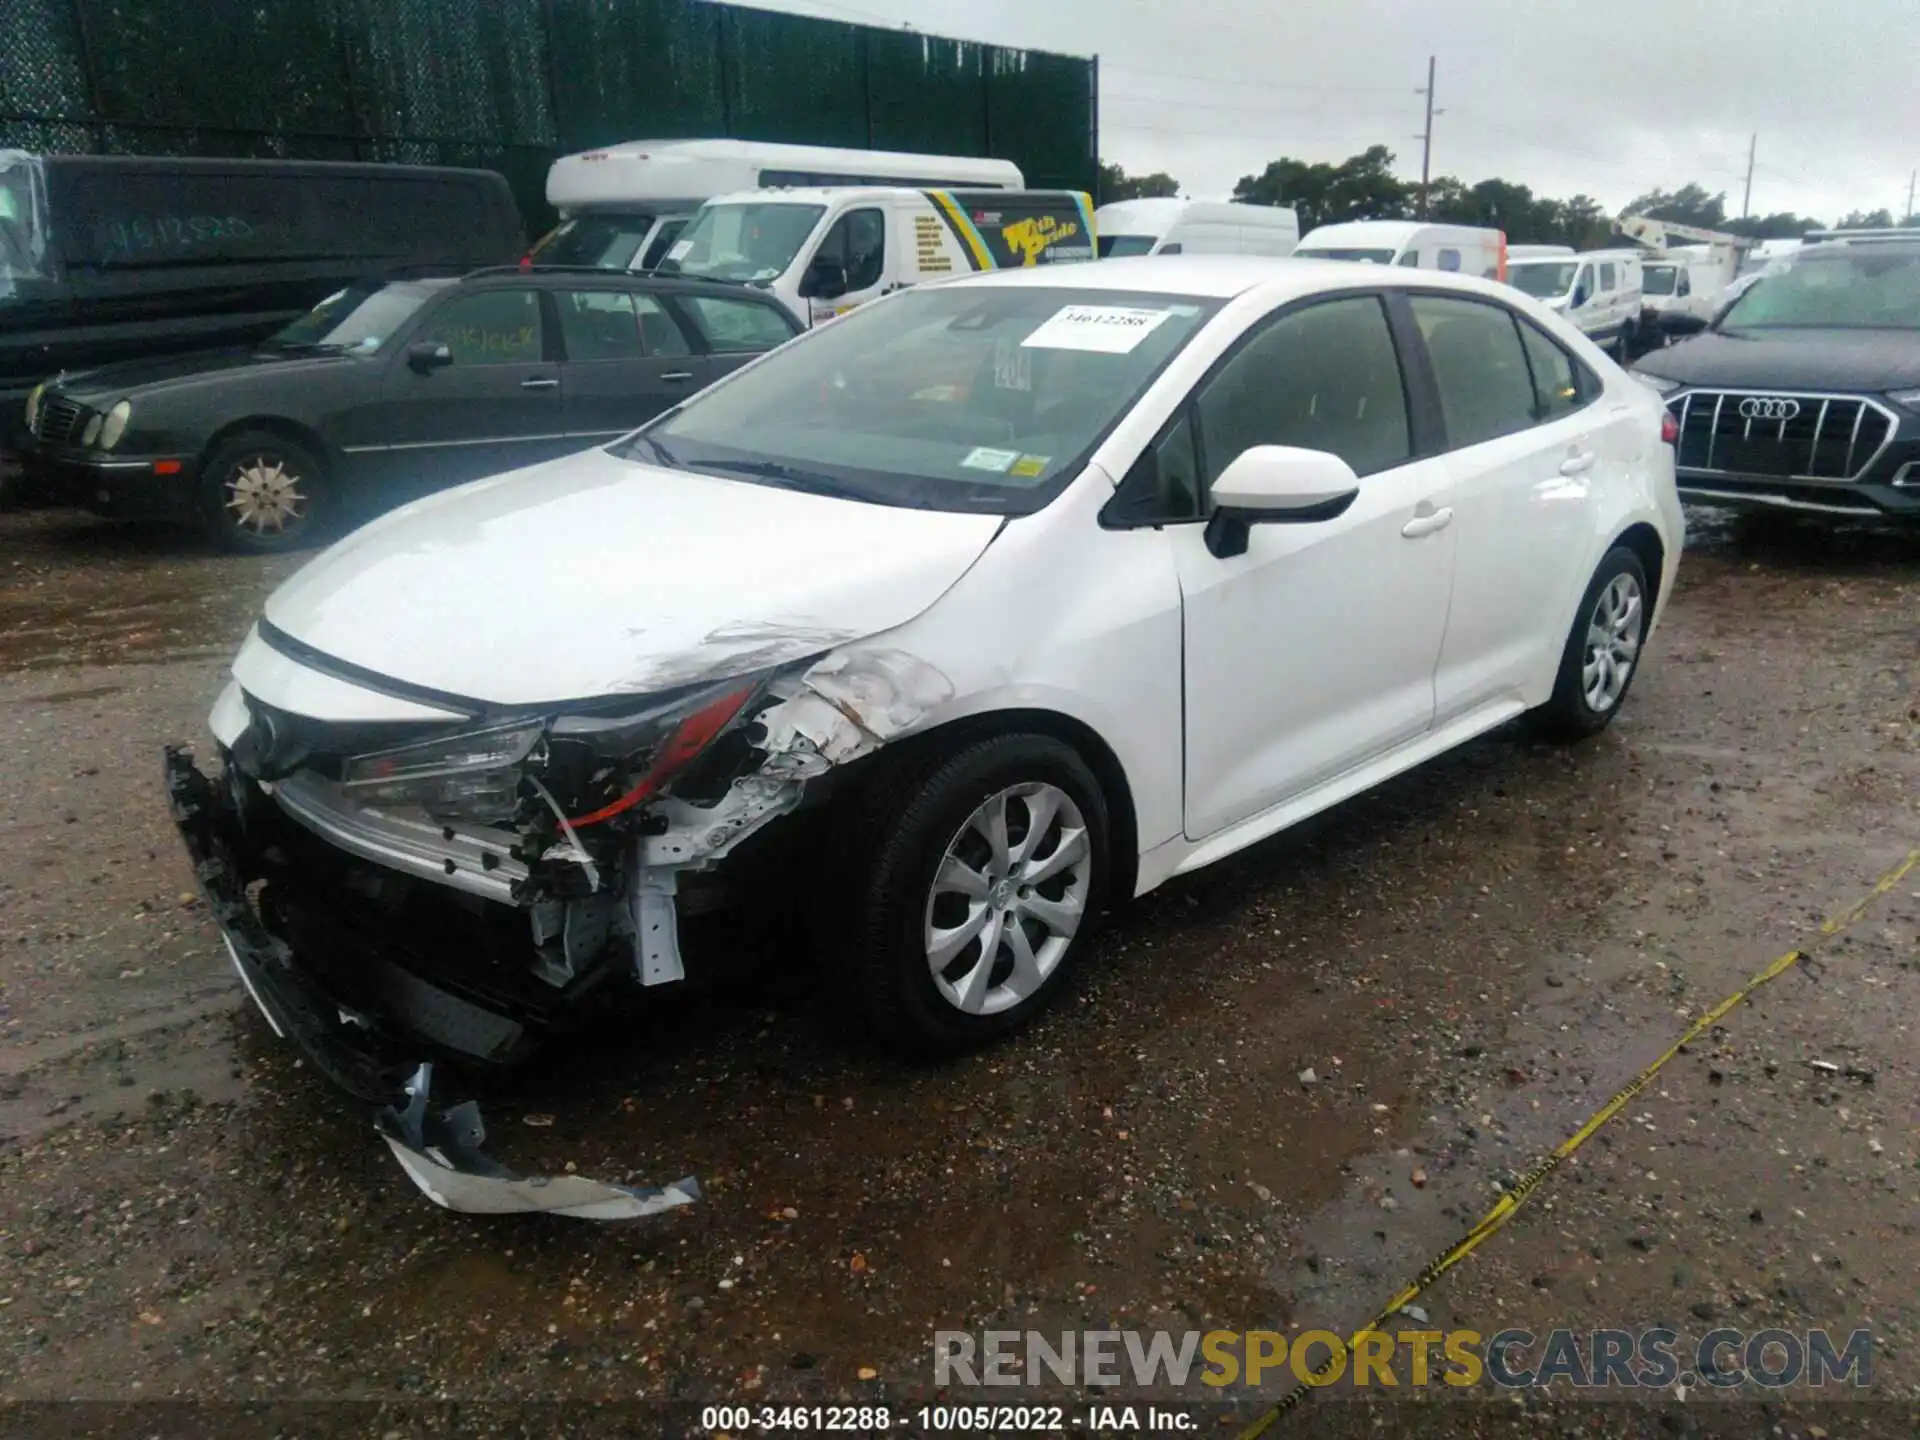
[201,431,329,554]
[844,734,1110,1058]
[1528,546,1651,742]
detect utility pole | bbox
[1740,133,1756,219]
[1415,56,1438,219]
[1907,169,1916,223]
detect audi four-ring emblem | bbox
[1738,397,1801,421]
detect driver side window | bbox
[812,207,886,292]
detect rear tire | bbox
[201,431,330,554]
[1527,546,1651,742]
[842,733,1110,1058]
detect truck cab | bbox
[658,187,1097,326]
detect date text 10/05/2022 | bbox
[700,1407,1193,1434]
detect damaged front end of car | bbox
[165,642,950,1216]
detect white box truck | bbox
[535,139,1024,273]
[1092,198,1299,257]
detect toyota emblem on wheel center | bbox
[1738,396,1802,421]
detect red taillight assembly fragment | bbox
[1661,410,1679,446]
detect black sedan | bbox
[1633,240,1920,523]
[20,266,803,551]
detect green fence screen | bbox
[0,0,1095,231]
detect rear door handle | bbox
[660,371,695,382]
[1560,449,1595,476]
[1401,505,1454,539]
[520,377,559,391]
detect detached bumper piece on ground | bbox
[164,745,700,1220]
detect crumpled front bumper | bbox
[164,744,700,1221]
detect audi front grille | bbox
[1667,391,1897,482]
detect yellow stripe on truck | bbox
[928,191,993,269]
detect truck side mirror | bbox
[407,341,453,373]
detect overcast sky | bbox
[745,0,1918,224]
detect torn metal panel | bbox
[376,1064,700,1221]
[757,648,954,766]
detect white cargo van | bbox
[1505,248,1644,356]
[535,139,1024,273]
[1294,220,1508,279]
[1508,243,1574,260]
[1092,199,1299,257]
[659,186,1096,325]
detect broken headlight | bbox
[342,719,545,824]
[543,680,759,828]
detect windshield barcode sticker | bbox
[1021,305,1173,354]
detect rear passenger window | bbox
[1437,248,1463,272]
[680,295,797,353]
[1195,295,1411,482]
[1517,320,1594,422]
[1599,263,1617,290]
[1409,294,1538,448]
[555,290,691,362]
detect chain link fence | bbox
[0,0,1096,231]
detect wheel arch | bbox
[200,416,336,476]
[851,706,1142,905]
[1610,519,1667,612]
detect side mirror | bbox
[801,257,849,300]
[1205,445,1360,559]
[407,341,453,373]
[1665,313,1709,336]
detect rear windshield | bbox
[1098,235,1157,258]
[46,165,521,270]
[1507,263,1576,298]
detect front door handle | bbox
[520,377,559,391]
[1560,449,1595,476]
[1401,505,1454,539]
[659,371,695,382]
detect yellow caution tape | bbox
[1239,846,1920,1436]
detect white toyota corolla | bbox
[168,257,1681,1209]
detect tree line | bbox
[1098,150,1919,246]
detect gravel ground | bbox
[0,505,1915,1438]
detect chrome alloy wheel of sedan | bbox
[923,782,1094,1015]
[1583,571,1644,712]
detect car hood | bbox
[261,447,1006,707]
[1636,329,1920,393]
[55,347,355,402]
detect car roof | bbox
[954,254,1525,305]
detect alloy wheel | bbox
[923,782,1093,1016]
[1582,571,1643,712]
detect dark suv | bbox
[1633,240,1920,522]
[20,266,801,551]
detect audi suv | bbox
[1633,239,1920,522]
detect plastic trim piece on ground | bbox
[375,1062,702,1221]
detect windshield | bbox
[0,157,49,292]
[269,280,450,351]
[533,212,657,269]
[1295,247,1398,265]
[656,202,825,283]
[1641,265,1677,296]
[1098,234,1158,258]
[635,285,1222,515]
[1717,247,1920,330]
[1508,262,1577,299]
